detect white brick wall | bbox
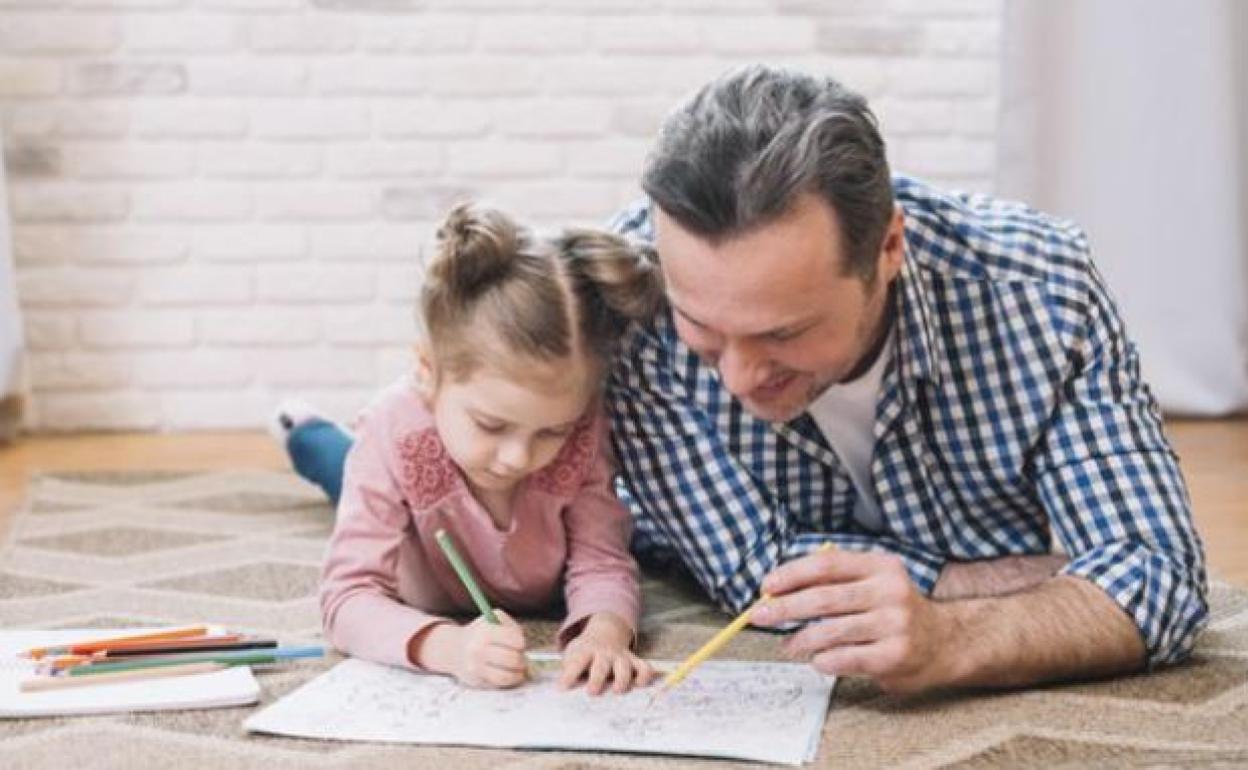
[1,0,1002,432]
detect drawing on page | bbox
[246,656,834,765]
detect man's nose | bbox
[716,339,766,397]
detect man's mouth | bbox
[750,372,797,400]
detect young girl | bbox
[303,203,662,694]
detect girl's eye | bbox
[474,420,506,434]
[540,427,573,439]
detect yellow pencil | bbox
[655,543,836,697]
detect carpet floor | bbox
[1,470,1246,769]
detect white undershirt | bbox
[805,330,896,532]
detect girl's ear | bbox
[413,342,437,401]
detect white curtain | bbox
[996,0,1248,416]
[0,133,23,440]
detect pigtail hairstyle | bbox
[422,203,569,379]
[429,202,523,300]
[556,229,664,358]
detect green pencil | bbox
[434,528,500,625]
[65,645,324,676]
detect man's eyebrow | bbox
[670,303,709,329]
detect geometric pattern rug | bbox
[1,471,1246,770]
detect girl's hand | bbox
[559,612,654,695]
[450,610,528,689]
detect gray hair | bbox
[641,64,893,278]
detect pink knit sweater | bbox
[319,377,641,669]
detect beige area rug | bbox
[1,471,1247,769]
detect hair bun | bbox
[558,228,664,324]
[432,202,524,297]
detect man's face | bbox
[656,193,903,423]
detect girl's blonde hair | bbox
[420,202,663,381]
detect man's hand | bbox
[751,549,957,693]
[559,612,654,696]
[750,549,1146,694]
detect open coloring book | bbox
[246,654,834,765]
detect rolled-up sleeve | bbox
[1035,264,1208,666]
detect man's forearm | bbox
[932,554,1069,601]
[936,575,1146,689]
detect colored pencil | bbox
[63,645,324,677]
[434,529,534,679]
[43,640,280,673]
[86,633,244,655]
[20,662,225,693]
[434,528,500,625]
[656,543,836,697]
[41,636,274,671]
[101,638,276,658]
[21,625,209,659]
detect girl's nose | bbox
[496,437,532,472]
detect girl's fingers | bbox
[483,644,527,674]
[634,655,656,686]
[611,656,632,693]
[482,660,526,688]
[585,654,612,696]
[559,647,592,689]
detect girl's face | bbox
[421,351,598,497]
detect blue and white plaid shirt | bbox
[606,175,1207,666]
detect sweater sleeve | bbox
[557,414,642,648]
[319,412,449,669]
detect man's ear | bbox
[413,341,437,400]
[876,205,906,283]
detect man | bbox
[606,64,1207,693]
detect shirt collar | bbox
[893,252,943,392]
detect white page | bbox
[246,654,834,766]
[1,629,260,718]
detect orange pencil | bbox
[84,633,243,657]
[21,626,209,660]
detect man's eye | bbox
[766,329,801,343]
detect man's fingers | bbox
[782,610,885,658]
[761,549,890,596]
[809,643,877,678]
[754,579,877,626]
